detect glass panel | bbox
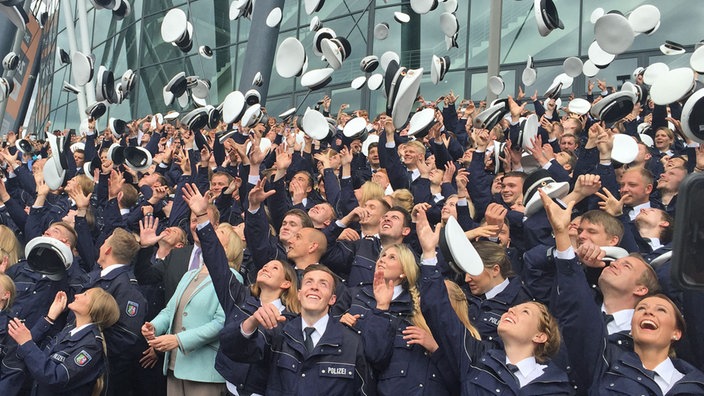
[470,70,516,101]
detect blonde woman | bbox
[8,289,119,396]
[0,225,21,270]
[415,208,572,395]
[334,243,454,395]
[0,273,16,360]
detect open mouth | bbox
[503,316,516,324]
[639,319,658,330]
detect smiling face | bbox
[256,260,292,291]
[297,269,336,316]
[375,247,404,284]
[308,203,334,227]
[654,129,674,151]
[598,256,649,295]
[279,214,305,243]
[441,196,458,222]
[632,296,682,352]
[497,302,548,347]
[619,170,653,206]
[500,176,523,206]
[209,174,230,197]
[378,210,409,240]
[657,167,686,193]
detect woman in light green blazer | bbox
[142,256,242,396]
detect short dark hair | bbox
[388,206,412,228]
[659,211,674,245]
[284,209,314,228]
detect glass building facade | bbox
[33,0,703,131]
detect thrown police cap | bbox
[121,69,136,92]
[42,156,67,191]
[342,117,369,143]
[445,33,459,50]
[109,117,128,138]
[492,141,506,175]
[278,107,297,123]
[473,102,508,130]
[84,156,102,181]
[0,77,13,102]
[380,51,400,72]
[181,107,209,130]
[301,107,330,140]
[95,66,117,104]
[112,0,131,20]
[589,7,604,24]
[229,0,253,20]
[62,81,80,95]
[642,62,669,86]
[351,76,367,90]
[622,82,643,105]
[650,68,697,106]
[582,60,599,77]
[25,236,73,280]
[199,45,213,59]
[206,106,221,129]
[46,131,68,171]
[394,12,410,24]
[244,88,261,105]
[562,57,583,78]
[367,73,384,91]
[15,138,33,154]
[553,72,574,91]
[163,72,187,106]
[639,131,654,148]
[587,41,615,69]
[252,72,263,87]
[321,37,351,70]
[544,80,562,100]
[567,98,591,115]
[361,134,379,157]
[241,104,264,128]
[384,59,403,114]
[518,114,540,150]
[590,91,636,124]
[360,55,379,73]
[1,2,29,30]
[304,0,324,15]
[534,0,563,37]
[374,23,390,40]
[309,16,322,32]
[430,55,451,85]
[313,27,335,56]
[164,111,180,120]
[660,40,685,56]
[410,0,438,14]
[221,91,246,124]
[58,47,71,65]
[150,113,164,130]
[161,8,188,43]
[439,216,484,276]
[681,88,704,144]
[266,7,282,27]
[632,67,646,80]
[2,52,19,71]
[444,0,458,13]
[628,4,660,35]
[70,142,85,153]
[439,12,459,37]
[522,56,537,86]
[601,246,629,263]
[245,137,273,157]
[71,51,94,86]
[276,37,307,78]
[124,146,153,172]
[391,67,424,129]
[611,134,639,164]
[690,45,704,74]
[594,13,634,55]
[407,108,436,139]
[86,101,107,119]
[488,76,505,96]
[301,68,334,91]
[522,169,570,218]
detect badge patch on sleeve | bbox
[74,350,92,367]
[126,301,139,317]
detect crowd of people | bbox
[0,71,703,396]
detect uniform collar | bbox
[601,306,633,334]
[653,357,684,395]
[100,264,127,278]
[485,278,510,300]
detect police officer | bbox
[230,265,372,396]
[8,288,120,396]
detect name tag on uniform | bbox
[318,363,354,378]
[50,353,66,362]
[481,311,502,326]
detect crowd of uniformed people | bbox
[0,74,703,396]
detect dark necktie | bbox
[507,363,520,381]
[602,312,615,325]
[304,327,316,353]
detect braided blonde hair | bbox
[382,244,431,334]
